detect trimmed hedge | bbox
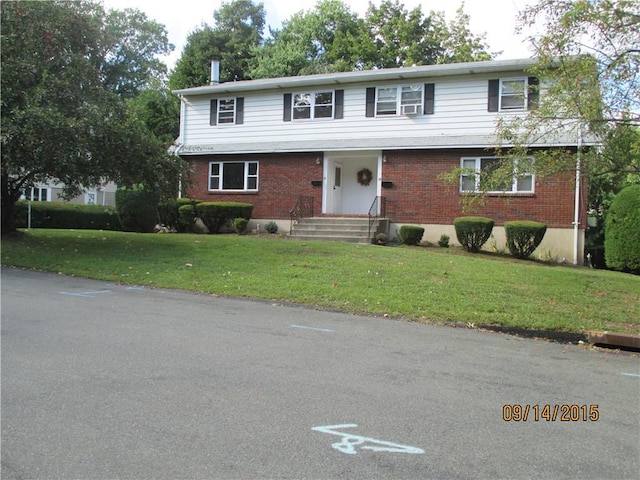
[14,201,121,230]
[399,225,424,245]
[605,184,640,274]
[504,221,547,259]
[195,202,254,233]
[454,216,494,253]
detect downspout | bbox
[572,125,582,265]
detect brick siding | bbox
[184,149,586,229]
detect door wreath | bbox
[357,168,373,186]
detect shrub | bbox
[504,221,547,259]
[158,198,200,232]
[453,216,494,253]
[265,221,278,234]
[605,184,640,273]
[399,225,424,245]
[115,187,160,233]
[438,234,450,248]
[195,202,254,233]
[14,201,121,230]
[234,217,248,234]
[178,204,198,232]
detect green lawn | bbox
[2,229,639,336]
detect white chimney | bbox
[210,58,220,85]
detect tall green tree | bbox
[494,0,640,185]
[100,7,174,97]
[1,0,183,233]
[250,0,373,78]
[250,0,492,78]
[169,0,265,89]
[365,1,491,69]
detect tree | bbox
[169,0,265,89]
[365,1,491,69]
[1,0,184,234]
[604,183,640,273]
[250,0,492,78]
[494,0,640,186]
[100,7,174,97]
[250,0,372,78]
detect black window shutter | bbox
[283,93,292,122]
[424,83,435,115]
[527,77,539,110]
[210,99,218,125]
[488,79,499,112]
[235,97,244,124]
[334,90,344,119]
[365,87,375,117]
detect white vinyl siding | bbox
[178,74,543,153]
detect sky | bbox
[101,0,538,70]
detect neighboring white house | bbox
[22,181,117,206]
[173,58,592,262]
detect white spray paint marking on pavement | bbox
[312,424,425,455]
[290,325,335,333]
[620,372,640,378]
[59,290,112,298]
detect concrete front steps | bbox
[289,217,389,244]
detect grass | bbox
[2,229,639,336]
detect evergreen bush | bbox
[233,217,248,234]
[605,184,640,273]
[115,187,160,233]
[195,202,253,233]
[265,221,278,234]
[399,225,425,245]
[453,216,494,253]
[438,234,450,248]
[504,221,547,259]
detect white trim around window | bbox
[499,77,528,111]
[209,161,259,192]
[292,91,335,120]
[460,157,534,194]
[376,84,423,116]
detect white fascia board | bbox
[172,58,540,97]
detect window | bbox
[488,77,538,112]
[22,187,50,201]
[460,157,534,193]
[292,91,334,120]
[284,91,343,121]
[85,192,97,205]
[366,84,433,117]
[210,97,244,125]
[376,85,423,116]
[500,78,527,110]
[209,161,258,191]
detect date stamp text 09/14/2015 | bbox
[503,404,600,422]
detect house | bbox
[172,58,589,263]
[22,181,117,206]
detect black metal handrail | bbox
[289,196,314,233]
[368,196,386,239]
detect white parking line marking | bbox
[59,290,112,298]
[312,424,425,455]
[290,325,334,333]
